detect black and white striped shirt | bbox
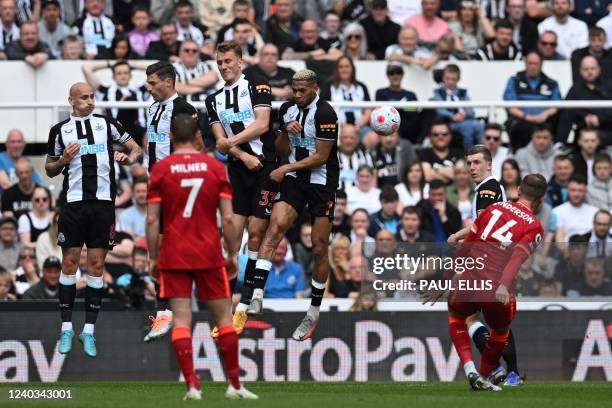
[279,95,340,189]
[472,176,506,219]
[339,149,373,190]
[96,83,149,138]
[1,23,19,51]
[75,13,115,57]
[47,114,131,203]
[144,94,197,171]
[172,60,215,102]
[176,23,205,46]
[205,74,275,162]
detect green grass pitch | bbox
[2,382,611,408]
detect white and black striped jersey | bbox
[279,95,340,190]
[1,23,19,51]
[144,94,197,171]
[172,60,215,102]
[74,13,115,57]
[96,83,149,138]
[176,23,205,46]
[16,0,34,25]
[205,74,275,162]
[471,175,506,219]
[339,148,373,190]
[47,114,131,203]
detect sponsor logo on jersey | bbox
[255,84,271,92]
[319,123,337,132]
[147,126,167,143]
[219,108,253,126]
[289,134,316,148]
[77,139,106,155]
[63,127,74,134]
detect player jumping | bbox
[146,113,257,400]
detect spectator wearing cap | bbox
[537,30,564,60]
[244,43,295,101]
[5,21,53,67]
[73,0,116,59]
[37,0,74,59]
[360,0,401,60]
[368,186,401,237]
[0,216,20,272]
[264,0,302,55]
[476,19,522,60]
[405,0,451,49]
[375,64,420,144]
[22,256,61,299]
[570,27,610,85]
[145,22,181,62]
[538,0,588,59]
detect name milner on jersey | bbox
[497,201,536,224]
[170,162,208,173]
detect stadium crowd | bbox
[0,0,611,305]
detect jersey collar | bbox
[224,74,245,90]
[70,113,94,121]
[160,93,179,105]
[303,93,319,110]
[475,175,495,191]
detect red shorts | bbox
[448,291,517,329]
[158,267,230,301]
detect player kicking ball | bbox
[247,69,340,340]
[146,113,257,400]
[423,174,546,391]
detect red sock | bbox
[172,326,199,390]
[480,329,509,376]
[218,324,241,389]
[449,315,473,365]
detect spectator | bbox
[109,32,138,60]
[476,19,522,60]
[35,210,60,271]
[264,237,304,299]
[216,0,251,44]
[37,0,74,59]
[60,34,84,59]
[546,155,573,207]
[127,6,158,58]
[13,246,38,296]
[1,157,38,218]
[446,160,474,224]
[64,0,113,26]
[327,235,357,298]
[582,210,612,258]
[346,165,382,215]
[349,284,378,311]
[538,0,588,59]
[416,179,462,243]
[199,0,233,36]
[104,228,135,280]
[118,178,147,239]
[515,124,560,181]
[231,17,263,66]
[22,255,61,299]
[432,64,484,150]
[244,43,295,101]
[293,223,313,282]
[537,30,564,60]
[0,129,41,191]
[368,186,401,237]
[73,0,115,59]
[0,0,19,57]
[320,9,343,50]
[145,23,181,62]
[332,190,351,239]
[483,123,510,180]
[338,124,373,190]
[320,56,374,140]
[553,234,588,294]
[5,20,53,67]
[570,27,610,84]
[173,39,218,102]
[597,10,612,49]
[405,0,450,49]
[0,267,16,300]
[554,175,599,241]
[294,0,334,25]
[569,128,601,183]
[588,153,612,211]
[506,0,538,53]
[341,22,375,61]
[174,0,208,50]
[515,255,546,296]
[501,158,521,201]
[574,0,610,26]
[372,130,418,188]
[395,205,435,243]
[558,58,612,147]
[281,19,342,61]
[568,257,612,296]
[449,0,494,58]
[503,51,561,151]
[264,0,302,55]
[387,0,422,25]
[418,117,464,185]
[0,216,20,271]
[18,186,52,249]
[395,160,430,210]
[384,25,432,69]
[428,33,463,63]
[360,0,401,60]
[349,208,376,257]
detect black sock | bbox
[253,260,271,291]
[472,325,489,354]
[310,281,325,307]
[229,277,237,293]
[59,282,76,323]
[502,329,519,373]
[85,285,104,324]
[240,258,257,304]
[154,281,169,310]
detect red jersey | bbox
[463,200,544,287]
[147,152,232,270]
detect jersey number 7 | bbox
[480,208,517,247]
[180,178,204,218]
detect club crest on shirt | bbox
[95,123,104,131]
[57,232,65,243]
[240,89,248,97]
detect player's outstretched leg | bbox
[501,329,523,386]
[480,327,510,384]
[468,318,506,384]
[169,298,201,400]
[58,248,80,354]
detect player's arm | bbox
[275,129,291,156]
[45,145,80,178]
[222,107,271,150]
[111,119,142,165]
[121,138,143,165]
[219,197,238,256]
[81,61,108,90]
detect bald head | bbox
[69,82,95,117]
[580,55,600,83]
[69,82,93,97]
[300,19,319,45]
[6,129,25,159]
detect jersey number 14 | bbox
[480,209,517,247]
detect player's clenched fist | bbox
[60,143,81,165]
[285,121,302,134]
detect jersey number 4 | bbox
[480,209,517,247]
[180,178,204,218]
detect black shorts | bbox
[279,176,336,221]
[228,161,278,219]
[58,200,116,249]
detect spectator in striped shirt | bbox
[172,39,218,102]
[0,0,20,59]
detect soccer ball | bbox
[370,106,401,136]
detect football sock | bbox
[469,321,489,354]
[252,259,272,298]
[83,323,95,335]
[502,329,519,373]
[237,251,258,310]
[463,362,477,377]
[217,324,241,390]
[449,315,474,369]
[59,272,76,325]
[84,275,104,325]
[308,280,326,319]
[172,326,199,390]
[480,329,509,377]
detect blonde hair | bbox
[0,270,12,286]
[349,289,378,311]
[329,235,351,270]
